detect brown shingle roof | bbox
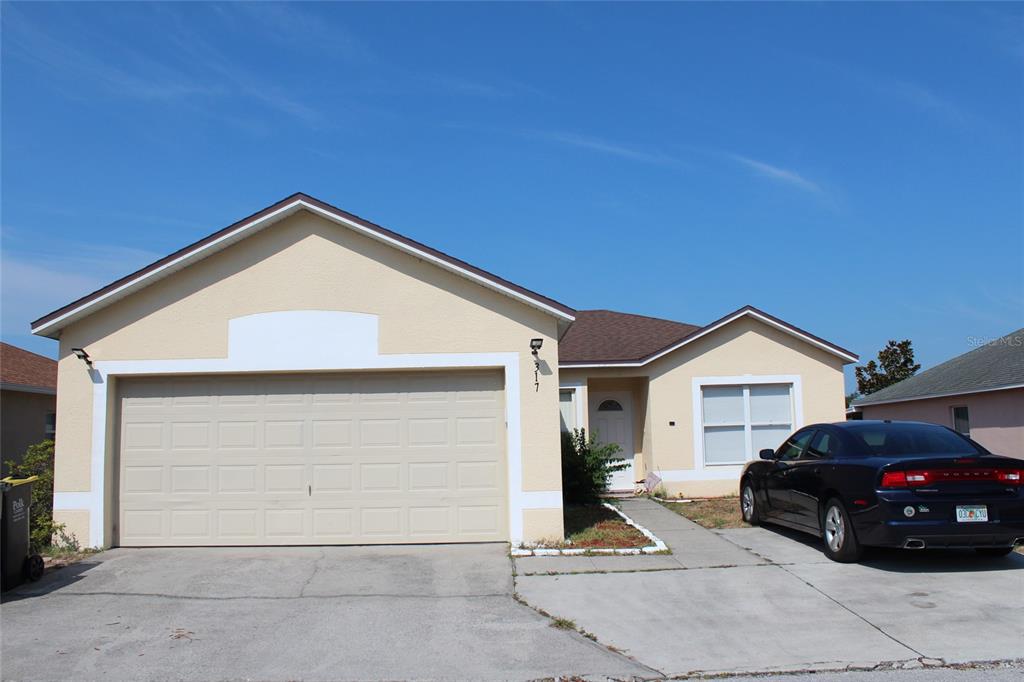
[558,305,859,366]
[559,310,701,364]
[0,343,57,392]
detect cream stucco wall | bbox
[563,316,849,498]
[51,210,565,545]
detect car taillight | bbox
[881,470,934,488]
[882,468,1022,488]
[881,471,908,488]
[905,471,933,485]
[997,470,1022,485]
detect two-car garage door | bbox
[116,371,507,546]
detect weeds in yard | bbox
[550,617,576,630]
[657,496,749,529]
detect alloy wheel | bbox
[824,505,845,552]
[741,486,754,521]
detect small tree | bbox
[561,428,627,505]
[855,339,921,396]
[5,440,62,552]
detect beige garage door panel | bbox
[117,371,507,546]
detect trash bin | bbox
[2,476,45,591]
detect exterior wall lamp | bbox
[71,347,93,368]
[530,338,543,391]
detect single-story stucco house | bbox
[852,329,1023,457]
[32,193,857,549]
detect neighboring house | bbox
[31,193,855,549]
[853,329,1024,457]
[0,342,57,476]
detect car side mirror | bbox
[759,448,777,460]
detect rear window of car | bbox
[844,423,981,457]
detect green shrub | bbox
[5,440,62,552]
[561,428,628,505]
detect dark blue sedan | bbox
[739,420,1024,562]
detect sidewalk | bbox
[513,497,765,575]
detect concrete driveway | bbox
[515,499,1024,678]
[1,544,649,681]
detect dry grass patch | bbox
[529,505,649,549]
[658,496,749,529]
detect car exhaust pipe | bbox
[903,538,926,550]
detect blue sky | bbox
[2,2,1022,391]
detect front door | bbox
[590,392,635,492]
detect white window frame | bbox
[558,380,587,434]
[690,375,804,478]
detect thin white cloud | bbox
[0,234,163,347]
[805,55,979,129]
[3,4,324,126]
[528,130,684,166]
[727,154,822,194]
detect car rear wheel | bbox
[822,498,863,563]
[740,482,760,525]
[975,547,1014,557]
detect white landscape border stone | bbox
[511,501,668,557]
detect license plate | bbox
[956,505,988,523]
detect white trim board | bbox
[559,308,858,368]
[32,198,574,338]
[51,310,559,547]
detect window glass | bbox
[952,406,970,436]
[44,412,56,440]
[700,383,795,465]
[559,391,575,433]
[704,426,746,465]
[806,430,837,459]
[845,423,980,457]
[777,430,814,461]
[749,385,791,424]
[597,399,623,412]
[752,424,791,456]
[702,386,744,425]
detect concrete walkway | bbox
[515,498,1024,678]
[513,496,764,575]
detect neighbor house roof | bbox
[854,328,1024,407]
[559,305,859,366]
[31,193,576,338]
[0,343,57,394]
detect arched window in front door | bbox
[598,399,623,412]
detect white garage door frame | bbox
[53,311,561,547]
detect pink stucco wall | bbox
[859,388,1023,459]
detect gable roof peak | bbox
[30,193,575,337]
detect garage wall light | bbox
[530,338,543,391]
[71,347,93,368]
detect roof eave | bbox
[853,382,1024,407]
[31,194,575,338]
[558,306,858,368]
